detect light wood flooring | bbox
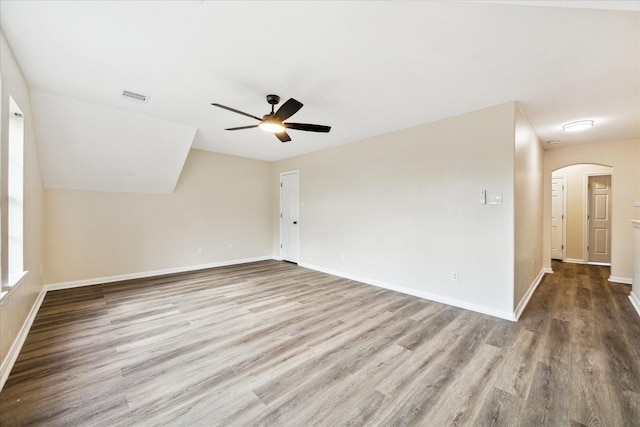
[1,260,639,426]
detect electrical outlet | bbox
[228,244,233,251]
[197,246,203,254]
[451,272,459,281]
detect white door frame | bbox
[585,173,612,265]
[551,176,567,261]
[279,170,300,263]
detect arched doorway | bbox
[551,163,613,265]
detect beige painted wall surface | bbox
[552,164,612,262]
[0,34,46,372]
[544,138,640,281]
[513,105,544,307]
[274,102,516,315]
[45,149,272,284]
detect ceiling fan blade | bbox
[211,103,262,121]
[285,122,331,133]
[275,131,292,143]
[225,125,259,131]
[274,98,303,121]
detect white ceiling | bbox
[0,1,638,193]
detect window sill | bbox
[0,271,29,305]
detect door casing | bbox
[551,177,566,261]
[586,174,612,265]
[279,170,300,263]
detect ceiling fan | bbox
[211,94,331,143]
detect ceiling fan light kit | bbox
[258,120,285,133]
[211,94,331,143]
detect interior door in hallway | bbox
[551,177,565,260]
[587,175,611,265]
[280,171,300,263]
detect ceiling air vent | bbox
[121,90,149,104]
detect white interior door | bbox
[280,171,299,263]
[588,175,611,265]
[551,177,565,260]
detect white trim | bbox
[608,276,632,285]
[279,170,300,264]
[0,287,47,391]
[562,176,567,261]
[514,268,550,320]
[585,173,612,265]
[629,292,640,318]
[45,256,273,291]
[299,262,517,321]
[0,271,29,305]
[565,258,585,264]
[551,175,567,262]
[587,262,611,266]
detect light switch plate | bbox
[488,193,502,205]
[634,200,640,207]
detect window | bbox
[9,96,24,276]
[1,96,26,298]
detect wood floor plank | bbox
[569,345,610,427]
[372,362,456,426]
[474,387,525,427]
[493,328,544,399]
[521,361,571,426]
[425,343,503,425]
[539,317,572,365]
[301,345,410,426]
[1,259,638,426]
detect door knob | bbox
[293,221,298,224]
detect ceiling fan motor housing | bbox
[266,94,280,105]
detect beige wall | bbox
[0,34,46,373]
[45,149,272,284]
[544,139,640,281]
[514,105,544,307]
[552,164,612,262]
[273,102,518,316]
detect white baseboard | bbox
[298,262,516,321]
[45,256,274,291]
[609,276,632,285]
[514,268,550,321]
[565,258,585,264]
[629,292,640,318]
[0,288,47,392]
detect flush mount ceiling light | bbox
[562,120,594,132]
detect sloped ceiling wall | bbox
[32,91,196,194]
